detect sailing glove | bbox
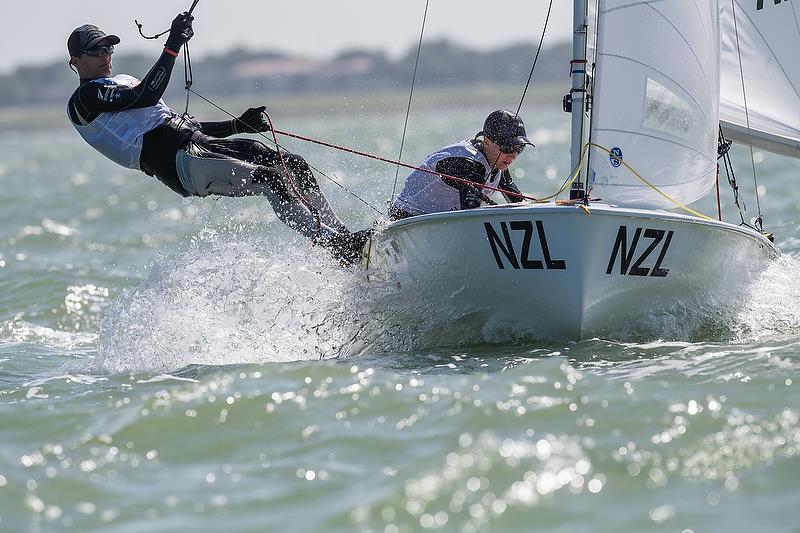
[460,185,483,210]
[165,12,194,52]
[233,106,271,133]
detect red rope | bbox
[262,113,320,226]
[715,163,722,221]
[190,88,538,205]
[272,128,540,202]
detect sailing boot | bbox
[315,228,373,267]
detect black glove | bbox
[165,12,194,52]
[460,185,483,210]
[233,106,270,133]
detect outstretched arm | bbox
[68,13,194,123]
[199,106,271,138]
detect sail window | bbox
[642,78,693,140]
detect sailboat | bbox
[362,0,793,341]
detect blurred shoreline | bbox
[0,39,571,132]
[0,81,565,132]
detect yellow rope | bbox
[526,142,713,220]
[586,143,714,220]
[532,143,590,202]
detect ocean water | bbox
[1,104,799,532]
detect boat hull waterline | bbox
[364,204,777,342]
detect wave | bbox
[90,229,800,374]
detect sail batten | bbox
[599,53,714,134]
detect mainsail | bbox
[719,0,800,158]
[587,0,720,209]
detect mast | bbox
[568,0,589,200]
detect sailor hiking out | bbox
[66,11,369,265]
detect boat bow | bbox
[365,204,775,341]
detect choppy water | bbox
[1,104,799,532]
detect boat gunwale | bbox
[379,203,778,255]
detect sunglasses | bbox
[500,144,525,156]
[82,45,114,57]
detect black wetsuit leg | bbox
[181,136,367,265]
[198,137,349,232]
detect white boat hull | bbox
[363,204,777,342]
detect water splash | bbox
[93,225,516,373]
[95,229,375,373]
[91,231,800,374]
[736,254,800,339]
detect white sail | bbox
[587,0,720,209]
[719,0,800,158]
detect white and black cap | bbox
[68,25,120,56]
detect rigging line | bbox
[514,0,554,116]
[135,0,200,40]
[487,0,554,182]
[272,127,540,202]
[183,43,193,116]
[730,0,764,230]
[260,111,319,220]
[715,162,722,221]
[536,143,589,202]
[186,88,384,216]
[555,147,587,202]
[588,143,714,220]
[390,0,430,204]
[186,92,543,205]
[719,125,746,225]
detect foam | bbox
[96,229,371,373]
[735,253,800,339]
[93,231,800,373]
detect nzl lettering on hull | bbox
[606,226,674,277]
[484,221,566,270]
[483,222,675,276]
[757,0,787,10]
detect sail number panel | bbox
[606,226,674,277]
[483,221,566,271]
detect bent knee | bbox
[253,167,294,202]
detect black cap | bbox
[68,25,120,57]
[478,109,535,152]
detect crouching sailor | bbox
[66,13,368,264]
[389,109,534,220]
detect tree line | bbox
[0,40,570,107]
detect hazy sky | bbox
[3,1,572,73]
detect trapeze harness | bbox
[392,139,519,218]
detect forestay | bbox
[719,0,800,158]
[588,0,720,209]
